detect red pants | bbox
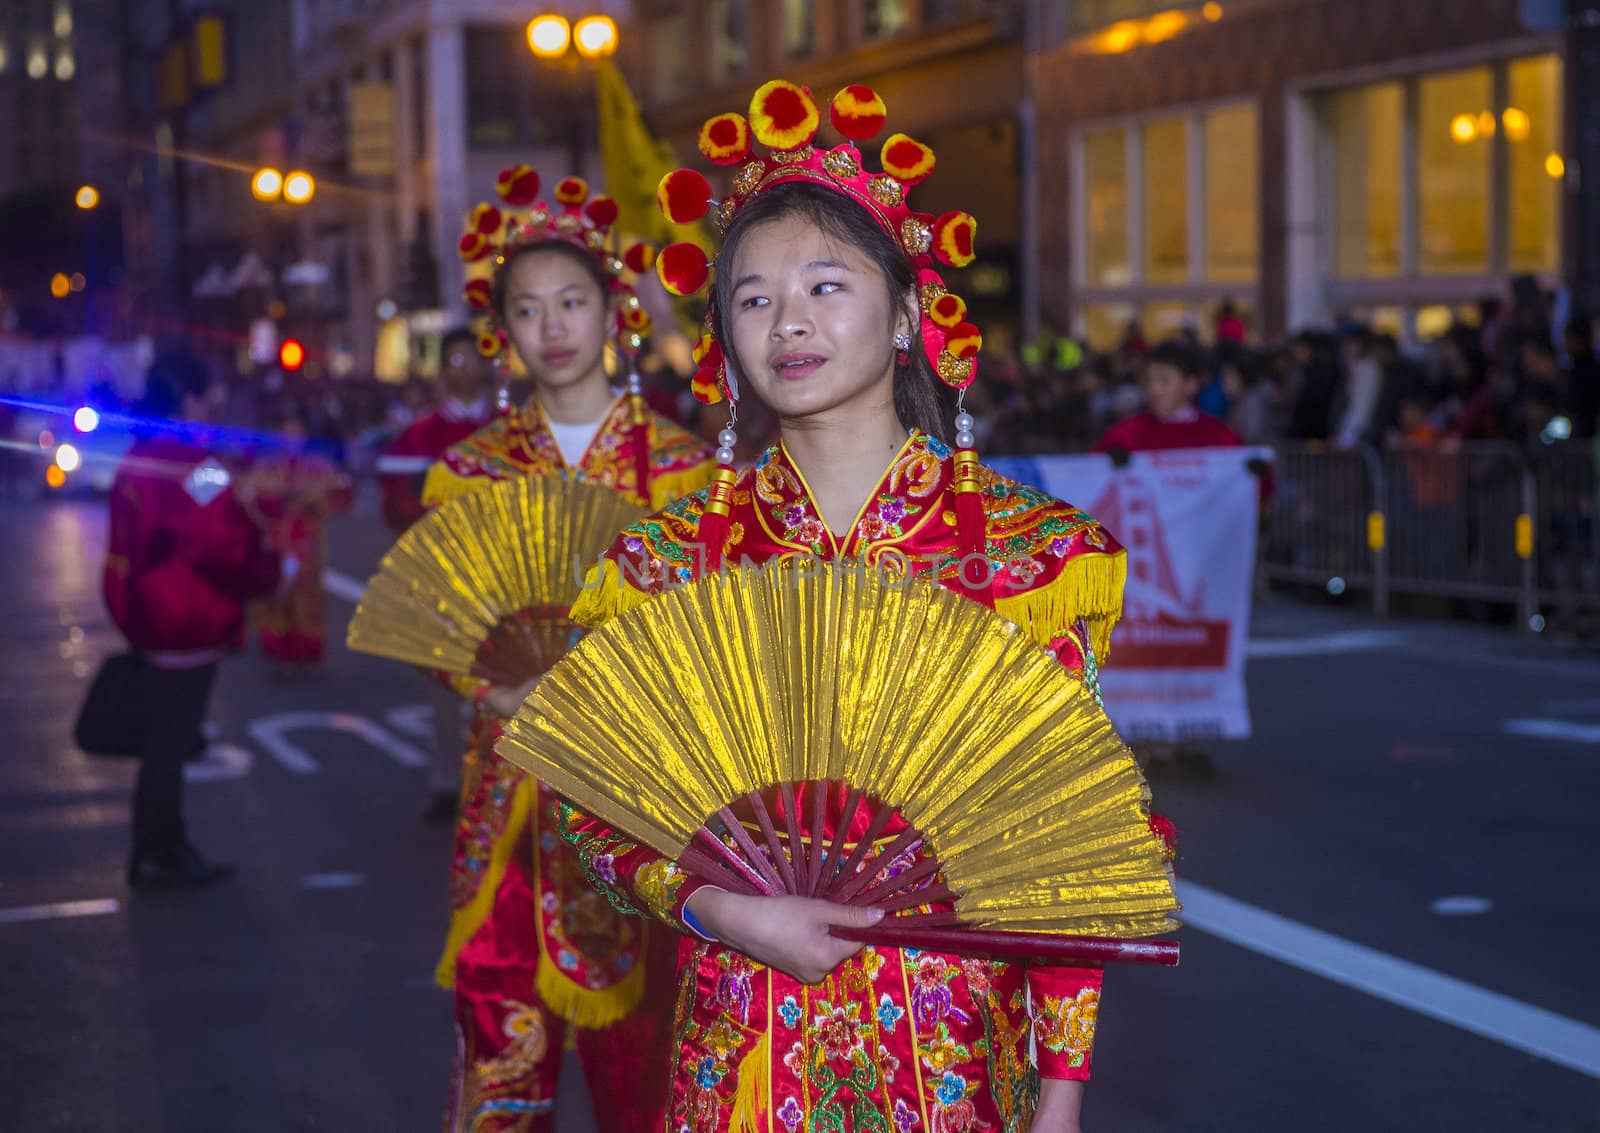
[445,843,674,1132]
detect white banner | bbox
[990,447,1269,742]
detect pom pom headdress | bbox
[459,163,659,490]
[653,80,982,408]
[458,163,656,368]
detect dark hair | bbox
[1565,315,1593,348]
[1144,339,1206,380]
[708,181,954,442]
[491,241,613,325]
[441,326,477,355]
[140,351,211,420]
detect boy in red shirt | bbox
[1094,339,1243,453]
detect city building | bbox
[1030,0,1566,346]
[629,0,1032,350]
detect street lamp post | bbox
[525,12,619,175]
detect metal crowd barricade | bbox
[1261,439,1597,626]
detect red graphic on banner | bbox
[1090,474,1229,668]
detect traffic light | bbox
[279,338,306,371]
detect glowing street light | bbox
[73,407,100,433]
[252,167,283,201]
[1546,152,1566,179]
[54,443,82,473]
[1450,114,1478,144]
[527,15,572,58]
[283,171,316,204]
[279,338,306,371]
[75,185,99,210]
[574,16,619,58]
[49,273,71,299]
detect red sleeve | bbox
[378,418,439,534]
[1091,418,1135,453]
[1029,966,1105,1080]
[557,803,710,933]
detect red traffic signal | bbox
[279,338,306,371]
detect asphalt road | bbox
[2,492,1598,1131]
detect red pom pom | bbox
[495,164,540,206]
[656,242,710,297]
[880,133,937,185]
[462,279,492,310]
[657,169,713,225]
[690,364,725,405]
[699,113,753,166]
[750,80,820,151]
[1148,814,1177,862]
[457,232,491,262]
[555,177,589,207]
[585,195,620,228]
[623,243,657,274]
[933,211,978,268]
[829,85,887,141]
[946,321,983,360]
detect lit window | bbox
[27,43,48,79]
[1204,104,1258,282]
[1418,67,1492,275]
[782,0,815,57]
[55,3,73,38]
[1330,81,1402,278]
[650,15,691,102]
[864,0,912,39]
[1507,54,1560,273]
[1083,302,1138,351]
[55,48,75,81]
[1142,117,1188,284]
[1084,128,1129,287]
[710,0,749,80]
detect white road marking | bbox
[1245,630,1406,658]
[384,703,434,740]
[322,568,367,605]
[300,872,366,890]
[246,711,429,774]
[1503,718,1600,745]
[1178,880,1600,1080]
[0,898,120,925]
[1430,896,1494,916]
[184,742,254,783]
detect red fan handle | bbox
[828,924,1180,967]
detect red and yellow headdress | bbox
[457,164,657,367]
[652,80,982,408]
[458,164,659,491]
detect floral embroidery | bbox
[714,952,755,1024]
[811,1001,866,1064]
[877,992,907,1033]
[777,1096,805,1131]
[634,859,687,920]
[1033,985,1100,1068]
[778,994,803,1028]
[694,1055,725,1089]
[910,955,969,1027]
[919,1022,971,1076]
[893,1098,922,1131]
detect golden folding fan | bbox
[346,475,646,686]
[496,560,1181,967]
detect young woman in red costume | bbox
[423,166,715,1133]
[564,81,1170,1133]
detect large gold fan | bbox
[346,475,645,686]
[497,560,1181,966]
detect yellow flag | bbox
[594,59,712,254]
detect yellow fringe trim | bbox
[569,559,656,629]
[648,459,717,510]
[993,548,1127,663]
[534,943,647,1030]
[728,1027,772,1133]
[432,775,538,991]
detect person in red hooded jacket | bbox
[103,352,282,888]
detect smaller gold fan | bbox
[346,475,645,686]
[498,561,1181,966]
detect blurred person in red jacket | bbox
[375,328,493,822]
[377,328,493,535]
[103,352,283,888]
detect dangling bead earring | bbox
[894,331,911,367]
[954,391,976,450]
[715,403,739,467]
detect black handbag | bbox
[73,652,147,758]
